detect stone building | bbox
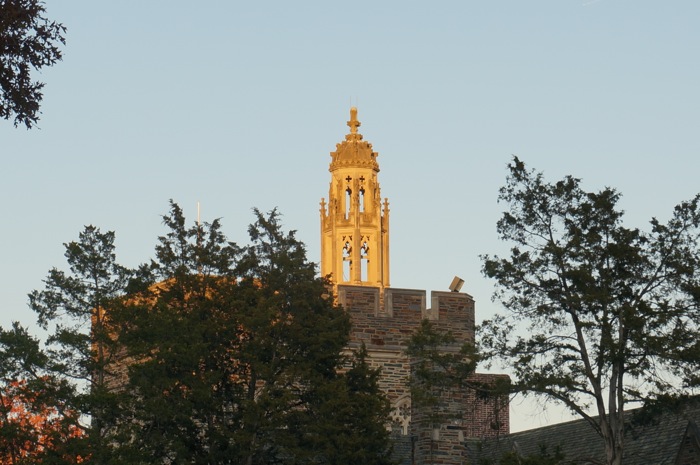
[100,107,509,464]
[320,108,509,465]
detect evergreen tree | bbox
[18,203,393,463]
[406,319,480,426]
[28,225,130,462]
[109,203,393,464]
[296,345,394,465]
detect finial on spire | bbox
[347,106,361,134]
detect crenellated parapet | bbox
[339,285,475,351]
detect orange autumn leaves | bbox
[0,379,84,464]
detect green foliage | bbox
[480,157,700,465]
[14,202,393,463]
[301,345,394,465]
[29,226,129,384]
[105,203,392,464]
[0,0,65,128]
[406,320,483,425]
[27,225,131,461]
[0,322,48,381]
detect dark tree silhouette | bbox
[481,157,700,465]
[0,0,65,128]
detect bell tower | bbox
[320,107,390,289]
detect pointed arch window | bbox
[342,240,352,282]
[360,240,369,282]
[390,395,412,435]
[345,188,352,219]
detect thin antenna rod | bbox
[196,201,202,274]
[196,201,201,249]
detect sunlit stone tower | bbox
[320,107,390,288]
[317,108,508,465]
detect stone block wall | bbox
[341,286,476,351]
[410,372,510,465]
[338,284,509,463]
[340,286,477,408]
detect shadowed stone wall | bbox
[339,284,509,464]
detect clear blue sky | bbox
[2,0,699,432]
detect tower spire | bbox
[320,108,390,290]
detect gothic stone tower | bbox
[319,108,509,465]
[320,107,390,288]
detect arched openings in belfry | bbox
[345,186,351,220]
[320,107,390,289]
[342,239,352,282]
[360,238,369,282]
[343,175,369,219]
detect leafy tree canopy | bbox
[109,203,393,464]
[0,0,65,128]
[480,157,700,465]
[20,201,393,464]
[0,325,84,464]
[27,225,129,462]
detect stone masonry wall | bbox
[339,284,508,464]
[411,372,510,465]
[341,286,476,407]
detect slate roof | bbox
[466,399,700,465]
